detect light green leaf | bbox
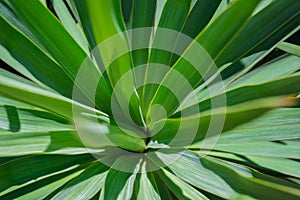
[0,96,37,110]
[213,141,300,159]
[210,0,232,21]
[74,0,124,48]
[65,0,80,22]
[156,168,208,200]
[247,156,300,178]
[253,0,273,14]
[202,156,300,199]
[0,105,71,133]
[0,96,71,133]
[277,42,300,56]
[137,162,160,200]
[200,151,300,178]
[149,150,239,199]
[217,108,300,143]
[228,55,300,89]
[0,131,93,156]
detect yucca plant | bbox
[0,0,300,199]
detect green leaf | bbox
[0,154,94,195]
[152,96,294,145]
[152,171,177,200]
[131,0,156,67]
[180,51,267,106]
[0,0,48,50]
[210,0,232,21]
[0,96,71,133]
[121,0,132,27]
[0,44,43,85]
[53,162,108,200]
[0,69,107,120]
[146,0,261,119]
[75,118,145,152]
[0,104,144,154]
[253,0,273,14]
[129,0,157,125]
[181,50,272,107]
[6,0,113,113]
[8,0,95,79]
[178,73,300,116]
[215,0,300,66]
[74,0,131,85]
[153,0,166,27]
[182,0,221,39]
[52,0,89,53]
[170,0,221,65]
[141,0,191,115]
[74,0,123,48]
[1,169,83,200]
[196,0,260,64]
[74,0,143,122]
[102,156,141,200]
[222,26,299,85]
[0,15,74,97]
[153,150,300,199]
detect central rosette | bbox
[71,28,226,172]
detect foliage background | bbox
[0,0,300,199]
